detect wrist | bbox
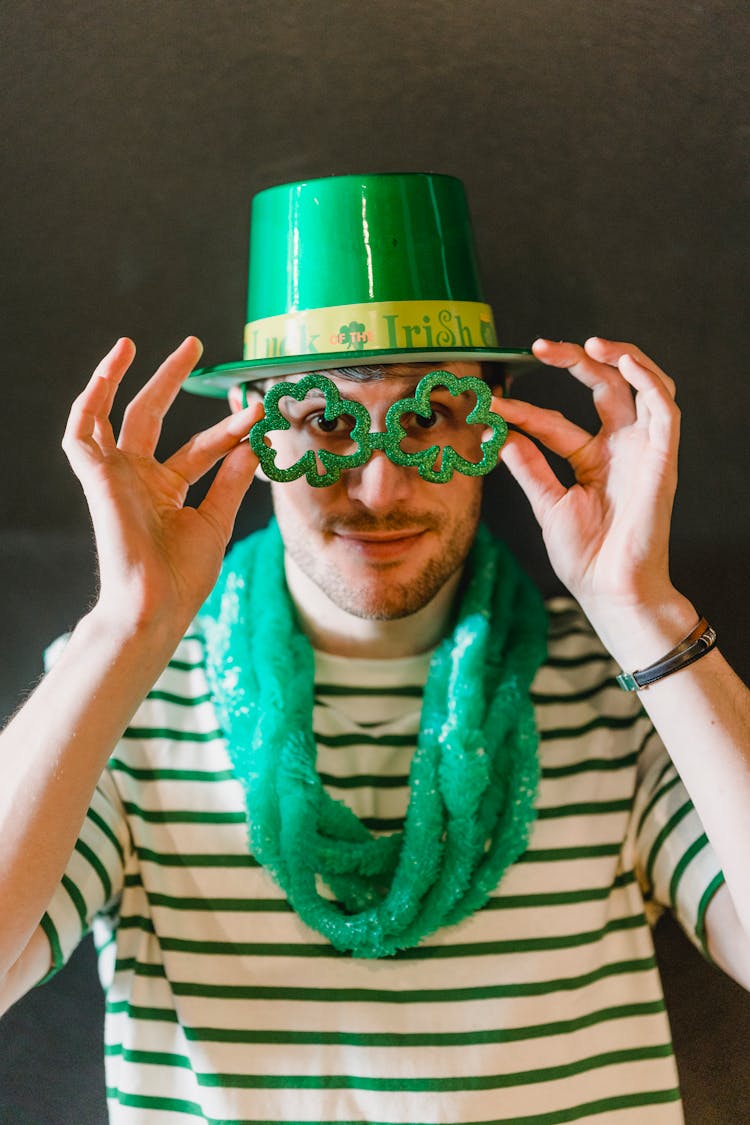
[78,600,188,673]
[88,580,198,644]
[580,590,701,672]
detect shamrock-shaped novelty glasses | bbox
[248,371,508,488]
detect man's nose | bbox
[344,447,414,509]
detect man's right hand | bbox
[0,337,261,996]
[62,336,261,638]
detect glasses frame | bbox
[247,370,507,488]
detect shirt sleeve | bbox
[633,730,725,960]
[36,637,133,984]
[38,770,131,983]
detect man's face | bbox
[238,361,494,620]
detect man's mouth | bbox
[338,530,425,541]
[332,528,427,559]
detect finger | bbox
[62,338,136,469]
[493,393,593,461]
[90,337,137,419]
[583,337,676,398]
[197,440,259,545]
[532,338,637,431]
[499,430,567,528]
[618,354,680,454]
[164,402,263,486]
[118,336,203,456]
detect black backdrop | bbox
[1,2,748,1121]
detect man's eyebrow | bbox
[281,393,328,411]
[430,383,475,395]
[276,379,480,407]
[421,383,478,403]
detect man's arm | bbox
[0,337,261,1003]
[705,885,750,990]
[0,927,52,1016]
[498,337,750,986]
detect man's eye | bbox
[309,413,353,434]
[414,410,439,429]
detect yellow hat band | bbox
[243,300,498,362]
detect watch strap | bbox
[616,617,717,691]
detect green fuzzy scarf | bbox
[200,520,547,958]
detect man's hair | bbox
[242,361,506,398]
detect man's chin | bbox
[331,593,428,621]
[316,567,459,621]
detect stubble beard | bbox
[278,498,482,621]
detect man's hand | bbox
[497,337,696,664]
[0,337,261,983]
[499,338,750,983]
[62,337,261,636]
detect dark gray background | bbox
[1,1,748,1121]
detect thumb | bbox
[500,432,566,528]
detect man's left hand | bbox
[497,337,694,658]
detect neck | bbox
[284,554,463,659]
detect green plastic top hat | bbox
[186,172,533,397]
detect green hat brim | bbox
[185,346,535,398]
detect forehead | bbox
[251,361,486,400]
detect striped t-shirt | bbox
[39,598,723,1125]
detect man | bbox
[1,174,748,1123]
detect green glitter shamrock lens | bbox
[248,371,507,487]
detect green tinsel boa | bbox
[199,520,548,958]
